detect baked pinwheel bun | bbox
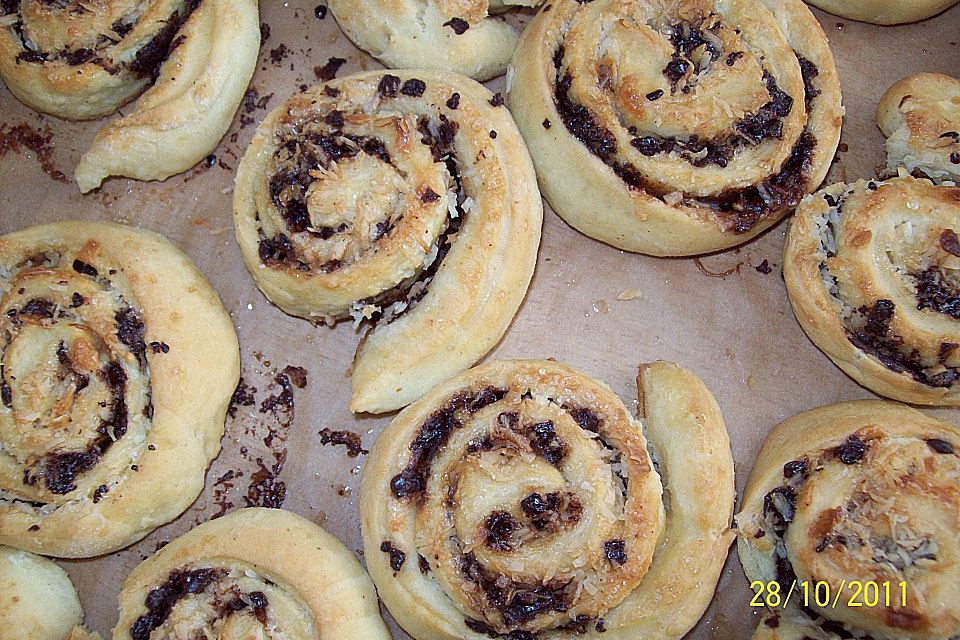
[803,0,958,25]
[233,70,542,414]
[784,176,960,405]
[114,508,391,640]
[736,400,960,640]
[0,545,100,640]
[509,0,843,256]
[0,0,259,192]
[0,221,239,558]
[360,359,735,639]
[328,0,540,81]
[878,73,960,184]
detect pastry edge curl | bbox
[73,0,260,193]
[784,177,960,406]
[113,508,391,640]
[0,221,239,558]
[804,0,959,25]
[735,400,960,639]
[596,361,735,639]
[877,73,960,184]
[327,0,526,81]
[507,0,843,256]
[359,358,734,639]
[0,545,102,640]
[233,70,543,415]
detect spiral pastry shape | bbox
[360,359,734,639]
[878,73,960,185]
[802,0,959,25]
[0,0,259,192]
[736,400,960,640]
[508,0,843,256]
[114,508,391,640]
[233,71,542,414]
[0,545,99,640]
[785,176,960,405]
[0,222,239,558]
[328,0,542,81]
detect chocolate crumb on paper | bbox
[314,56,347,81]
[0,123,69,183]
[755,259,773,274]
[319,428,368,458]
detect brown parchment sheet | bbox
[1,3,959,638]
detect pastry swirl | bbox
[0,222,239,557]
[878,73,960,185]
[784,176,960,405]
[0,0,259,191]
[327,0,541,81]
[736,400,960,640]
[802,0,959,25]
[360,359,734,639]
[233,71,542,414]
[0,544,100,640]
[508,0,843,256]
[114,508,391,640]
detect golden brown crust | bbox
[0,222,239,558]
[327,0,541,81]
[736,400,960,640]
[877,73,960,185]
[784,176,960,405]
[0,545,101,640]
[113,508,391,640]
[508,0,843,256]
[233,70,542,414]
[359,359,734,639]
[804,0,958,25]
[0,0,186,121]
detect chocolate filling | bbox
[913,267,960,320]
[259,109,469,327]
[833,436,867,464]
[461,552,573,629]
[130,568,228,640]
[11,0,200,80]
[217,589,269,626]
[390,387,506,500]
[603,539,628,565]
[444,17,469,34]
[483,511,520,551]
[24,358,128,495]
[525,420,568,466]
[20,297,55,318]
[551,39,819,234]
[116,306,147,366]
[380,541,406,571]
[926,438,954,454]
[72,259,98,277]
[519,491,582,531]
[847,299,960,388]
[464,619,534,640]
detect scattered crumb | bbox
[754,259,773,275]
[617,289,640,301]
[314,56,346,81]
[0,123,68,183]
[319,428,368,458]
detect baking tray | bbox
[1,2,958,638]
